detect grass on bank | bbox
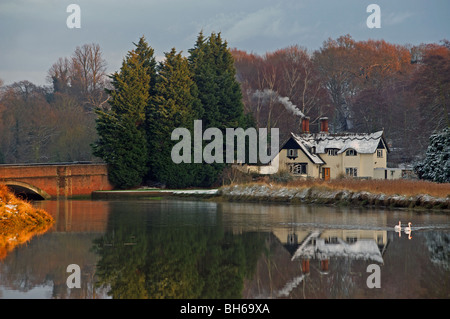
[225,169,450,198]
[0,184,54,259]
[282,178,450,198]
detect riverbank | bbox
[0,184,54,259]
[215,182,449,211]
[91,188,219,199]
[90,181,449,211]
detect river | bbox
[0,198,449,299]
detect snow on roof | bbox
[291,131,384,155]
[292,238,384,264]
[291,135,325,164]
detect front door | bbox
[323,168,330,181]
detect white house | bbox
[267,117,394,180]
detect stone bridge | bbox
[0,162,114,199]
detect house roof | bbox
[295,137,325,164]
[291,130,387,156]
[292,238,384,264]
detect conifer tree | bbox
[187,32,248,186]
[189,32,245,129]
[133,36,158,96]
[148,48,202,187]
[92,50,150,189]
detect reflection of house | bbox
[272,117,392,180]
[274,228,388,275]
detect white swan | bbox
[394,221,402,237]
[404,222,412,234]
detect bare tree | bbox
[47,57,71,94]
[48,43,108,111]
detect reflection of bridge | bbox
[0,162,113,199]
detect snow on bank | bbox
[218,184,449,210]
[159,189,219,195]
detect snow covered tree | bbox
[414,127,450,183]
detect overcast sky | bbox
[0,0,449,86]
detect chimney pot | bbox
[301,117,310,134]
[320,117,329,133]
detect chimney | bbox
[320,259,329,272]
[319,117,329,133]
[302,259,310,274]
[301,116,310,134]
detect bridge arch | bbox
[4,181,51,200]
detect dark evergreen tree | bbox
[148,48,202,188]
[133,36,158,97]
[187,32,248,186]
[189,32,245,129]
[92,50,150,189]
[93,33,249,188]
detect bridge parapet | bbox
[0,162,114,199]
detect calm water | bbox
[0,198,449,299]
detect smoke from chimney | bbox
[253,89,305,118]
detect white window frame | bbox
[345,167,358,177]
[289,163,308,175]
[377,149,383,158]
[327,148,338,156]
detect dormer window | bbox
[311,146,316,154]
[327,148,338,156]
[345,149,357,156]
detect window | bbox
[377,235,384,245]
[345,149,357,156]
[289,163,307,175]
[345,167,358,177]
[377,149,383,158]
[287,149,298,159]
[325,237,339,244]
[327,148,338,156]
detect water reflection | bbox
[0,199,448,299]
[267,228,387,298]
[0,200,110,298]
[91,200,266,299]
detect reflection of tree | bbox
[92,223,148,298]
[421,232,450,298]
[424,231,450,271]
[92,210,266,299]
